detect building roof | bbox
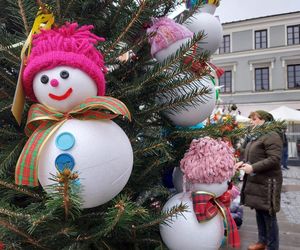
[222,11,300,25]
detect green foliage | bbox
[0,0,286,249]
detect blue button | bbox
[55,153,75,172]
[55,132,75,151]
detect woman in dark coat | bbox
[235,110,283,250]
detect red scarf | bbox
[192,190,240,248]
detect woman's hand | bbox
[239,163,253,174]
[234,161,244,170]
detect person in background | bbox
[281,129,289,170]
[235,110,283,250]
[230,185,243,229]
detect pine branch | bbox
[0,128,22,140]
[37,227,72,243]
[110,0,126,30]
[142,83,211,115]
[115,33,206,99]
[0,46,20,63]
[0,179,42,199]
[0,67,19,89]
[103,200,126,236]
[0,139,25,176]
[134,141,170,156]
[105,0,147,53]
[0,219,48,249]
[136,159,163,182]
[62,0,75,18]
[17,0,30,35]
[47,170,82,222]
[55,0,62,24]
[132,203,187,231]
[0,207,31,220]
[0,102,12,113]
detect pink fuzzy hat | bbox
[23,22,106,101]
[180,137,235,184]
[147,17,193,57]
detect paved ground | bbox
[230,166,300,250]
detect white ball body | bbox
[38,119,133,208]
[155,38,191,63]
[157,78,216,127]
[184,12,223,54]
[160,192,224,250]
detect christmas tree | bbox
[0,1,285,249]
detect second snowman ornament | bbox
[160,137,240,250]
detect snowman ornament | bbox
[16,23,133,209]
[147,18,216,127]
[160,137,240,250]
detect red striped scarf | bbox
[15,96,131,186]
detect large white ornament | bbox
[184,12,223,55]
[33,66,98,113]
[38,119,133,208]
[155,38,191,63]
[157,77,216,127]
[160,189,225,250]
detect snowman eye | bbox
[40,75,49,84]
[60,70,69,79]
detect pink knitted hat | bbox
[180,137,235,184]
[23,22,106,101]
[147,17,193,56]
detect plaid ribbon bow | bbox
[15,96,131,187]
[192,190,240,248]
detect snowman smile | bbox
[49,88,73,101]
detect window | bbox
[255,67,269,91]
[287,64,300,88]
[219,35,230,53]
[219,70,232,93]
[255,30,267,49]
[287,25,300,45]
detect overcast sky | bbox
[215,0,300,23]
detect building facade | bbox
[211,11,300,163]
[211,11,300,115]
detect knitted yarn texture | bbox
[180,137,235,184]
[147,17,193,57]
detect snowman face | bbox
[33,66,98,112]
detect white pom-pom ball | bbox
[38,119,133,208]
[160,192,224,250]
[184,12,223,54]
[157,77,216,127]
